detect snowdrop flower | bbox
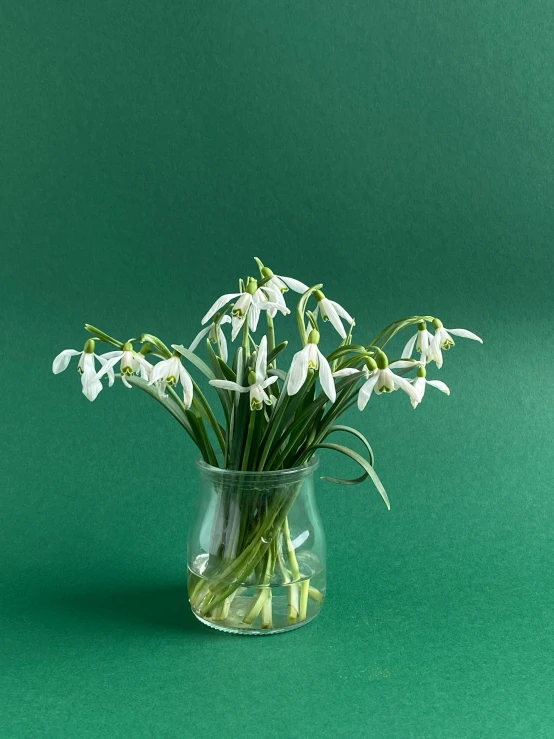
[402,321,434,362]
[201,278,289,342]
[312,290,354,340]
[189,314,231,362]
[52,339,114,402]
[409,366,450,409]
[95,342,153,388]
[148,351,194,407]
[209,336,277,410]
[287,329,336,403]
[427,319,483,369]
[255,259,310,295]
[333,353,422,410]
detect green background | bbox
[2,2,553,737]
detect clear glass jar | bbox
[187,456,326,635]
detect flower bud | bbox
[418,320,427,331]
[307,329,320,345]
[313,289,325,302]
[432,318,443,329]
[364,356,378,372]
[83,339,95,354]
[248,370,257,386]
[140,342,151,356]
[122,341,133,352]
[417,366,427,378]
[375,350,388,370]
[246,277,258,295]
[261,267,274,279]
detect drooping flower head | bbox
[52,338,114,402]
[427,318,483,369]
[255,258,310,296]
[409,365,450,409]
[312,289,354,340]
[189,314,231,362]
[201,277,289,341]
[287,329,336,402]
[148,350,194,407]
[333,352,422,410]
[95,341,153,388]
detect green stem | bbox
[241,410,257,471]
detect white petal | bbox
[52,349,81,374]
[121,374,133,389]
[410,376,426,408]
[209,379,249,392]
[201,293,241,325]
[261,375,278,389]
[248,303,260,331]
[426,379,450,395]
[329,299,354,325]
[231,314,246,341]
[188,326,211,353]
[445,328,483,343]
[317,350,336,403]
[262,300,290,316]
[287,346,310,395]
[94,355,121,382]
[358,374,379,410]
[278,275,310,294]
[149,359,170,384]
[321,299,346,339]
[82,377,103,402]
[218,326,228,363]
[332,368,361,377]
[179,366,194,408]
[255,336,268,383]
[389,359,423,370]
[98,351,122,360]
[401,333,418,359]
[393,374,421,402]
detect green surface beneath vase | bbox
[2,1,554,737]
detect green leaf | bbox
[307,442,390,509]
[323,425,375,467]
[140,333,172,358]
[266,341,288,366]
[217,357,236,382]
[268,368,287,382]
[326,344,366,363]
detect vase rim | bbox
[196,454,319,483]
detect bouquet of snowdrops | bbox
[53,257,482,631]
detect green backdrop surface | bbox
[2,2,553,737]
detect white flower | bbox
[95,343,153,388]
[189,315,231,362]
[52,340,115,402]
[287,331,336,402]
[427,320,483,369]
[209,336,277,410]
[402,322,434,362]
[312,290,354,340]
[201,279,289,341]
[333,355,422,410]
[267,274,309,295]
[148,354,194,407]
[409,372,450,409]
[254,258,310,295]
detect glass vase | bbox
[187,456,326,635]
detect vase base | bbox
[192,608,320,635]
